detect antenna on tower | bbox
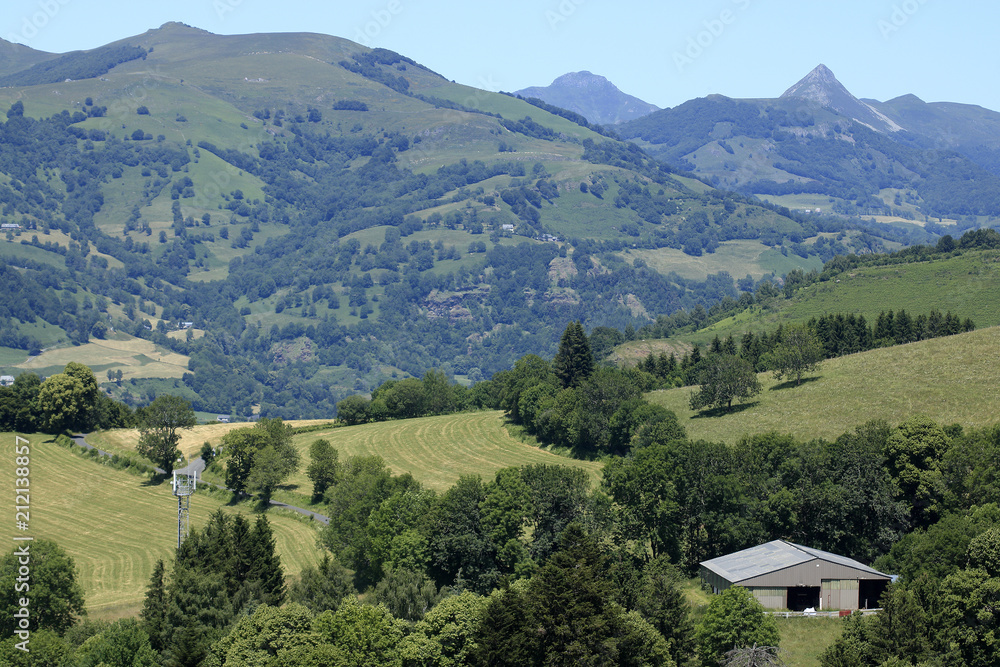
[172,470,197,550]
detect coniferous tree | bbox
[140,560,168,652]
[249,515,285,607]
[553,321,595,389]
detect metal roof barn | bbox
[700,540,891,611]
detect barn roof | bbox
[700,540,889,584]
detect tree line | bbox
[6,410,997,665]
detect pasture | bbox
[283,411,603,494]
[648,327,1000,444]
[0,433,324,618]
[13,335,190,380]
[620,240,822,281]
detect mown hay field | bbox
[648,327,1000,444]
[0,434,323,618]
[90,420,333,460]
[15,336,190,380]
[284,411,604,493]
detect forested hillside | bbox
[0,23,905,419]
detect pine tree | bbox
[527,523,621,665]
[553,321,595,389]
[248,515,285,607]
[140,560,168,652]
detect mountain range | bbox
[0,24,996,418]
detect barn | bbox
[700,540,891,611]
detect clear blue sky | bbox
[5,0,998,111]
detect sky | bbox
[4,0,1000,112]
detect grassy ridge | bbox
[0,434,323,618]
[647,326,1000,444]
[686,249,1000,347]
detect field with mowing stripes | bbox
[99,411,603,499]
[0,434,323,619]
[284,411,603,493]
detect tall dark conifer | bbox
[553,321,594,389]
[140,559,169,652]
[248,515,285,607]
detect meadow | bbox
[620,240,822,282]
[91,411,602,508]
[676,248,1000,347]
[0,433,324,618]
[11,334,190,380]
[648,326,1000,444]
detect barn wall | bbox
[821,579,860,610]
[747,586,786,609]
[738,560,887,588]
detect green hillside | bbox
[676,246,1000,347]
[0,22,865,419]
[647,326,1000,444]
[98,411,603,505]
[0,433,323,618]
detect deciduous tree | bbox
[136,395,196,475]
[0,539,86,636]
[696,586,779,667]
[760,324,824,386]
[689,354,762,412]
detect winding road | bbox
[71,433,331,525]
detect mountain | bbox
[780,64,902,133]
[514,71,658,125]
[0,24,857,419]
[617,64,1000,225]
[0,37,58,77]
[866,94,1000,173]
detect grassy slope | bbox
[0,433,323,618]
[648,326,1000,444]
[91,411,602,502]
[7,334,190,380]
[283,411,603,494]
[647,248,1000,349]
[620,240,823,282]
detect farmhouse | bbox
[0,375,14,387]
[700,540,891,611]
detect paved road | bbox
[71,434,330,525]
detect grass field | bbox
[11,335,190,380]
[681,578,843,665]
[774,617,844,666]
[88,420,333,460]
[0,433,323,618]
[620,241,823,281]
[662,248,1000,348]
[280,412,603,495]
[91,411,601,501]
[648,327,1000,444]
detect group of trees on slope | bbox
[6,411,999,665]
